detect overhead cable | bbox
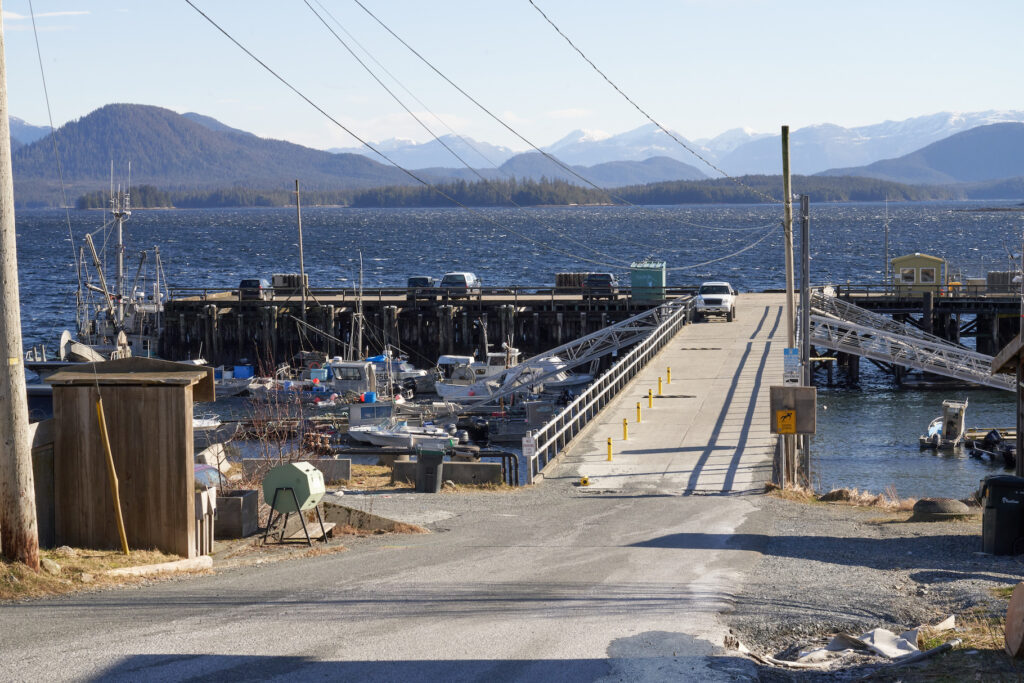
[306,0,634,265]
[527,0,782,205]
[184,0,628,269]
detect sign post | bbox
[522,432,537,485]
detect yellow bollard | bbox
[658,377,663,396]
[607,437,613,461]
[636,402,642,423]
[648,388,653,408]
[667,367,672,384]
[623,418,628,440]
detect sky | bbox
[2,0,1023,153]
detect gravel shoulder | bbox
[725,495,1023,678]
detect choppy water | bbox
[14,200,1024,497]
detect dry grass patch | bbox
[342,464,414,491]
[1,548,181,601]
[441,480,516,493]
[766,483,917,511]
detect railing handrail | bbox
[525,296,692,481]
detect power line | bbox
[527,0,782,206]
[184,0,627,269]
[305,0,634,266]
[350,0,773,227]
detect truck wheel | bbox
[726,308,734,322]
[694,312,703,323]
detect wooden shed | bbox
[892,253,946,294]
[45,357,214,557]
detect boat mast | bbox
[111,163,131,325]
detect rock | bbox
[443,480,456,489]
[53,546,77,558]
[820,489,853,502]
[79,573,94,584]
[911,497,972,522]
[40,558,61,576]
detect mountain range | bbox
[328,110,1024,177]
[9,104,1024,206]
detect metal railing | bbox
[524,296,693,482]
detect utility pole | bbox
[780,125,796,487]
[799,194,811,486]
[0,2,40,569]
[295,180,307,323]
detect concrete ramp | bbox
[551,293,784,494]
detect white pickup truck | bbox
[693,281,738,322]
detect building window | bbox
[900,268,916,283]
[919,268,936,284]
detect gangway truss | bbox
[807,290,1013,391]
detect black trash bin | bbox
[415,451,445,493]
[982,475,1024,555]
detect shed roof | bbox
[45,356,215,401]
[891,252,945,265]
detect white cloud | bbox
[547,108,592,120]
[3,10,89,20]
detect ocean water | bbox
[14,200,1024,497]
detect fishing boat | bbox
[434,347,521,399]
[918,398,968,450]
[72,178,168,359]
[435,354,591,402]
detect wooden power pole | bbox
[0,2,40,569]
[780,125,797,487]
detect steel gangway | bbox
[807,290,1014,392]
[464,297,690,407]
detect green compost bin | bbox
[630,260,666,302]
[262,462,326,514]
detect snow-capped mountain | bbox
[329,134,517,169]
[541,123,707,167]
[720,110,1024,175]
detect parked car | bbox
[582,272,619,299]
[439,272,482,296]
[238,278,273,301]
[406,275,439,300]
[693,281,737,321]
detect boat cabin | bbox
[324,358,377,395]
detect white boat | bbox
[74,182,168,360]
[436,354,592,402]
[349,419,454,450]
[435,347,521,399]
[918,398,968,450]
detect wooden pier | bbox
[161,286,694,368]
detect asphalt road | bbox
[0,298,783,681]
[1,483,776,681]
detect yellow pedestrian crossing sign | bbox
[775,409,796,434]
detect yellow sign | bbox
[776,409,796,434]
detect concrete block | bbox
[240,458,351,484]
[215,489,258,539]
[392,460,502,486]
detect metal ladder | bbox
[807,291,1013,391]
